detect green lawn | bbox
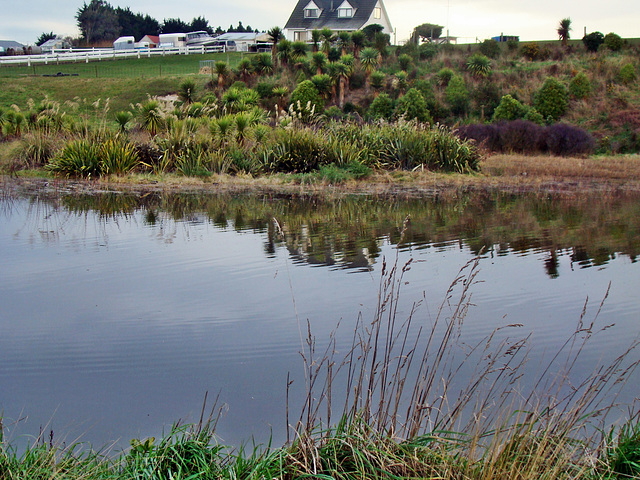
[0,51,249,79]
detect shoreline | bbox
[3,154,640,198]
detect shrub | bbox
[456,123,501,151]
[324,106,344,120]
[523,107,545,125]
[262,128,327,173]
[369,71,386,92]
[47,139,102,178]
[497,119,544,152]
[21,132,57,167]
[618,64,637,85]
[100,139,140,175]
[398,53,412,71]
[396,89,432,123]
[545,123,595,156]
[479,39,501,58]
[604,32,624,52]
[582,31,604,52]
[445,76,470,116]
[178,79,197,105]
[436,67,454,86]
[419,43,438,60]
[569,72,592,99]
[255,80,275,99]
[290,80,324,120]
[534,77,568,121]
[471,81,501,119]
[466,53,492,77]
[521,42,540,61]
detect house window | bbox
[304,8,319,18]
[338,8,353,18]
[294,31,307,41]
[374,7,381,19]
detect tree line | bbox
[37,0,260,46]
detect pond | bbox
[1,182,639,450]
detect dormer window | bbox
[336,1,355,18]
[303,1,320,18]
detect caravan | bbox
[158,33,187,48]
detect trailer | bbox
[113,36,135,50]
[158,33,187,48]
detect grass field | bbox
[0,51,248,78]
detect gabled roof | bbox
[284,0,380,31]
[141,35,160,44]
[0,40,25,49]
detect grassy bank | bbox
[1,258,639,479]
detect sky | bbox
[1,0,638,46]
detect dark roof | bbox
[0,40,25,49]
[284,0,378,31]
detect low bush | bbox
[604,32,624,52]
[47,139,102,178]
[545,122,596,156]
[458,120,595,156]
[479,39,501,58]
[618,64,637,85]
[569,72,592,99]
[466,53,492,77]
[395,88,432,123]
[445,75,470,115]
[289,80,324,121]
[534,77,568,122]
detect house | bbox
[138,35,160,48]
[284,0,392,42]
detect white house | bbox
[283,0,393,42]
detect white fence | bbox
[0,45,225,67]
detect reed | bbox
[0,254,638,479]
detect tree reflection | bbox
[3,185,640,277]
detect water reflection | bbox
[1,181,639,450]
[4,186,640,277]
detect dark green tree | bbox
[36,32,56,46]
[76,0,121,45]
[582,31,604,52]
[162,18,190,33]
[411,23,443,44]
[191,16,213,34]
[362,24,384,42]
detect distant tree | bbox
[362,24,384,42]
[350,30,365,58]
[36,32,56,46]
[191,16,213,34]
[215,26,224,35]
[320,28,334,54]
[311,29,322,52]
[115,7,160,39]
[76,0,121,45]
[604,32,624,51]
[411,23,443,44]
[582,31,604,52]
[267,26,284,67]
[162,18,190,33]
[557,18,572,47]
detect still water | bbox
[1,183,639,449]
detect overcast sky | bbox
[1,0,638,46]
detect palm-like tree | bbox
[557,18,572,47]
[235,58,254,84]
[277,39,293,68]
[360,47,380,92]
[267,26,284,68]
[291,41,308,62]
[311,52,327,75]
[320,28,334,54]
[350,30,365,59]
[214,61,229,90]
[311,29,322,53]
[338,31,352,56]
